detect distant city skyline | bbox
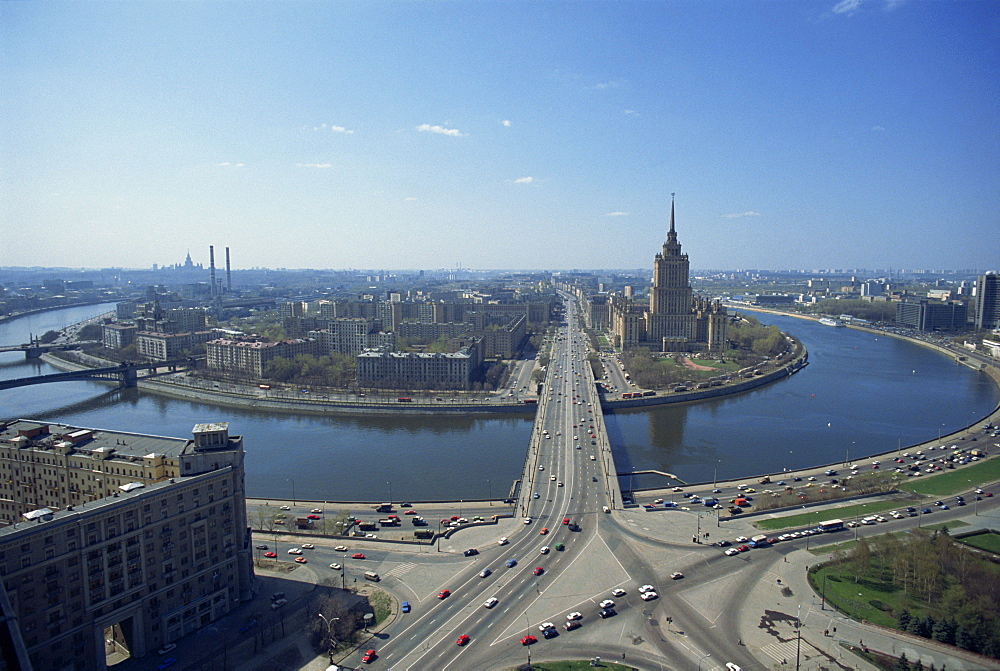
[2,1,997,272]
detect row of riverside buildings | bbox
[102,294,541,390]
[0,419,253,671]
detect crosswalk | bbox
[759,639,816,666]
[382,562,417,578]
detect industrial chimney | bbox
[209,245,217,298]
[225,247,232,293]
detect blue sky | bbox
[2,1,997,272]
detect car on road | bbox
[922,508,933,514]
[456,634,470,646]
[520,635,537,645]
[533,492,540,499]
[484,597,498,608]
[437,590,450,599]
[538,622,556,632]
[538,465,544,471]
[612,588,626,597]
[401,601,410,613]
[599,608,616,618]
[550,475,556,481]
[670,571,684,579]
[464,548,479,556]
[306,514,320,520]
[725,548,739,556]
[294,557,307,564]
[533,566,545,575]
[279,505,291,510]
[567,612,582,620]
[498,537,509,545]
[599,599,614,608]
[287,548,302,555]
[540,546,550,554]
[539,527,549,535]
[263,551,277,558]
[558,481,564,487]
[301,543,315,549]
[352,553,366,559]
[334,546,348,552]
[563,518,571,525]
[310,508,322,513]
[737,545,750,552]
[329,563,342,570]
[254,544,268,550]
[479,568,492,578]
[590,455,596,460]
[157,643,177,655]
[361,649,377,663]
[523,517,532,524]
[505,558,518,568]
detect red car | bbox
[520,635,537,645]
[294,557,307,564]
[263,551,277,558]
[404,509,417,515]
[737,545,750,552]
[533,566,544,575]
[306,514,320,520]
[437,589,450,599]
[361,649,376,663]
[352,553,366,559]
[539,528,549,535]
[456,634,470,646]
[450,515,460,521]
[562,518,570,525]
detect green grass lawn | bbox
[898,457,1000,497]
[956,530,1000,554]
[809,565,903,629]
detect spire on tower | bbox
[669,192,676,235]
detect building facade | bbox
[205,337,320,378]
[356,342,482,390]
[0,420,253,671]
[609,199,728,351]
[975,273,1000,330]
[895,299,969,332]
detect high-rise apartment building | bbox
[975,273,1000,330]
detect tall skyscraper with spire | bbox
[610,196,728,351]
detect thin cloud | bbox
[417,123,464,137]
[589,80,621,90]
[623,109,639,117]
[832,0,862,15]
[216,162,245,168]
[313,123,355,134]
[604,211,630,217]
[514,177,534,184]
[296,163,333,168]
[404,197,418,202]
[872,125,886,131]
[501,120,512,127]
[721,211,762,219]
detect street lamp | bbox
[317,614,339,663]
[821,573,829,610]
[287,478,296,506]
[697,652,711,670]
[387,481,392,505]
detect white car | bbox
[670,572,683,580]
[641,590,659,601]
[301,543,315,549]
[638,584,654,593]
[567,611,583,620]
[725,548,739,556]
[498,537,509,545]
[279,505,291,510]
[484,597,498,609]
[611,588,626,597]
[287,548,302,555]
[523,517,532,524]
[735,536,749,543]
[540,546,550,554]
[550,475,557,481]
[599,599,615,608]
[334,546,348,552]
[538,622,556,632]
[310,508,322,513]
[329,563,342,570]
[590,455,596,460]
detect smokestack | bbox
[209,245,217,298]
[225,247,232,292]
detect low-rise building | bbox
[357,341,482,390]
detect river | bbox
[1,304,997,500]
